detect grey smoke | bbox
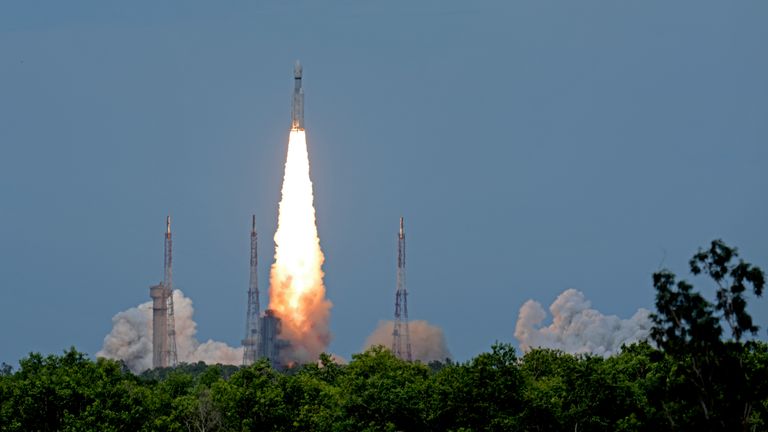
[514,288,651,356]
[364,320,451,363]
[98,290,243,372]
[97,302,153,372]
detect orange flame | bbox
[269,129,331,364]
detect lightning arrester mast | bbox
[164,216,178,366]
[242,215,261,365]
[392,216,412,361]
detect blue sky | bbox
[1,0,767,365]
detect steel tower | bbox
[164,216,178,366]
[242,215,261,365]
[392,217,412,361]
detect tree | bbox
[281,361,344,431]
[177,388,222,432]
[0,349,151,431]
[689,239,765,341]
[337,346,429,432]
[518,347,652,431]
[0,363,13,431]
[650,239,766,430]
[211,359,290,431]
[426,343,523,431]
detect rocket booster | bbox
[291,61,304,130]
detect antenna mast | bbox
[242,215,261,365]
[392,217,412,361]
[164,216,178,366]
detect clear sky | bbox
[1,0,767,365]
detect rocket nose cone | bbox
[294,61,303,78]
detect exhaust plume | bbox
[364,320,451,363]
[268,129,332,364]
[514,288,651,356]
[98,290,243,372]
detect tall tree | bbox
[650,240,766,430]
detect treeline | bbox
[1,342,766,431]
[0,240,765,431]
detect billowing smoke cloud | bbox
[364,320,451,363]
[514,289,651,356]
[98,290,243,372]
[97,302,153,372]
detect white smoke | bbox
[98,290,243,372]
[514,289,651,356]
[363,320,451,363]
[97,302,153,372]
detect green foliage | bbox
[0,348,149,432]
[2,342,767,431]
[0,239,766,431]
[689,239,765,341]
[650,239,767,430]
[336,345,429,431]
[139,361,239,382]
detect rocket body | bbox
[292,61,304,130]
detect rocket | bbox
[291,61,304,130]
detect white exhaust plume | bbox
[514,288,651,356]
[364,320,451,363]
[268,129,332,365]
[98,290,243,372]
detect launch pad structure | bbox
[150,216,178,369]
[148,213,288,370]
[392,217,412,361]
[242,215,261,365]
[241,215,288,369]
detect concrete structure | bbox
[149,283,169,368]
[150,216,178,368]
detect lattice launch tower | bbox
[392,217,412,361]
[242,215,261,365]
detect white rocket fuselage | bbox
[292,62,304,130]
